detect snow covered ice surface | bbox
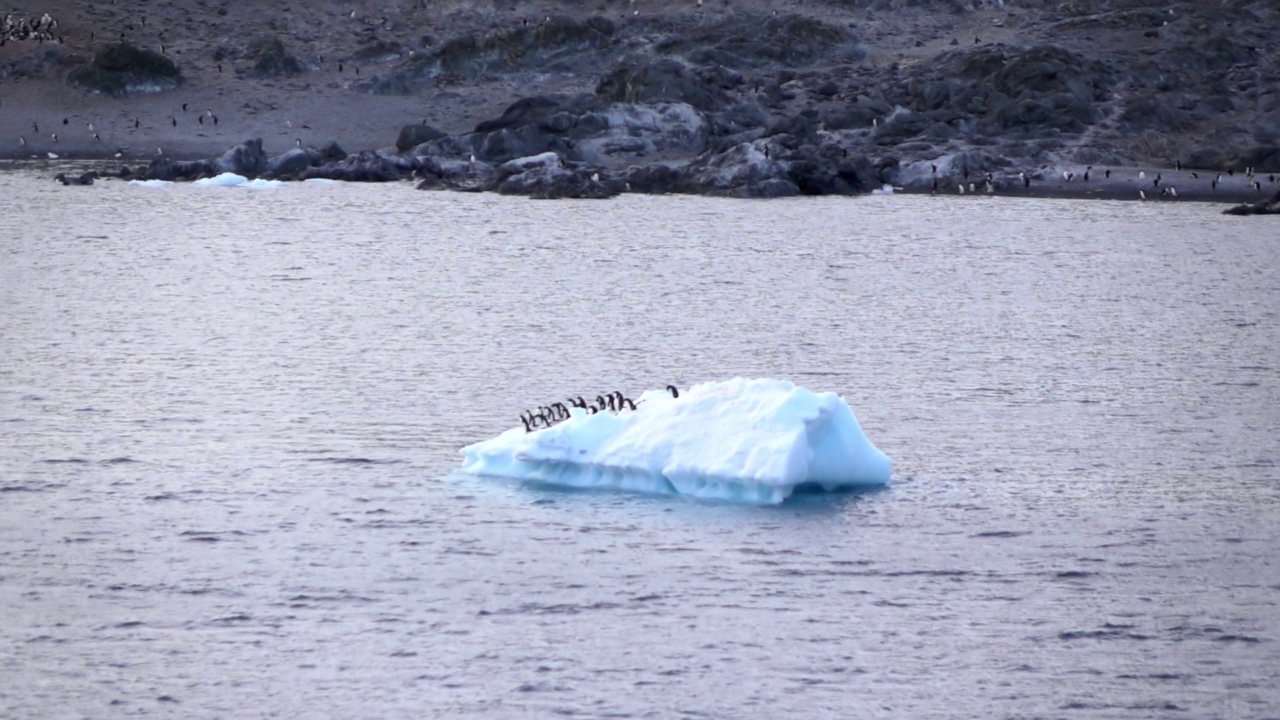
[191,173,284,188]
[460,378,892,505]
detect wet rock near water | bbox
[66,42,182,96]
[1223,189,1280,216]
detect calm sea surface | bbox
[2,168,1278,719]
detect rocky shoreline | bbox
[3,1,1278,205]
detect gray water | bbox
[2,170,1278,719]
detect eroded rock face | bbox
[67,42,182,96]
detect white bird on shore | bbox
[591,172,600,182]
[957,183,965,194]
[1139,171,1146,179]
[1139,189,1146,200]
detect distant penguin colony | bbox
[2,12,60,44]
[518,386,679,432]
[923,162,1265,202]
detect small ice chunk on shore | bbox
[460,378,892,505]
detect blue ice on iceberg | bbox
[459,378,892,505]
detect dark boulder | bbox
[144,158,214,181]
[619,164,683,194]
[67,42,182,96]
[397,123,448,152]
[476,96,563,133]
[212,138,268,177]
[596,59,730,113]
[708,102,770,136]
[653,13,863,69]
[302,151,418,182]
[245,36,305,79]
[317,141,347,163]
[1223,189,1280,216]
[434,15,613,79]
[414,157,498,191]
[265,148,312,178]
[141,139,267,181]
[681,139,798,198]
[497,165,619,199]
[53,171,98,186]
[478,125,553,164]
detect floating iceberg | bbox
[128,179,173,187]
[192,173,284,188]
[194,172,248,187]
[460,378,892,505]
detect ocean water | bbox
[2,169,1278,719]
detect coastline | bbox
[3,0,1277,201]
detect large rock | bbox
[433,16,614,79]
[596,59,730,112]
[681,139,798,198]
[656,13,863,69]
[301,151,419,182]
[497,166,619,199]
[415,157,498,191]
[245,36,305,79]
[397,123,447,152]
[140,139,266,181]
[572,103,709,165]
[67,42,182,96]
[211,138,268,177]
[263,148,326,178]
[1223,189,1280,216]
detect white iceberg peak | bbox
[460,378,891,505]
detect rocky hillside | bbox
[3,0,1276,196]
